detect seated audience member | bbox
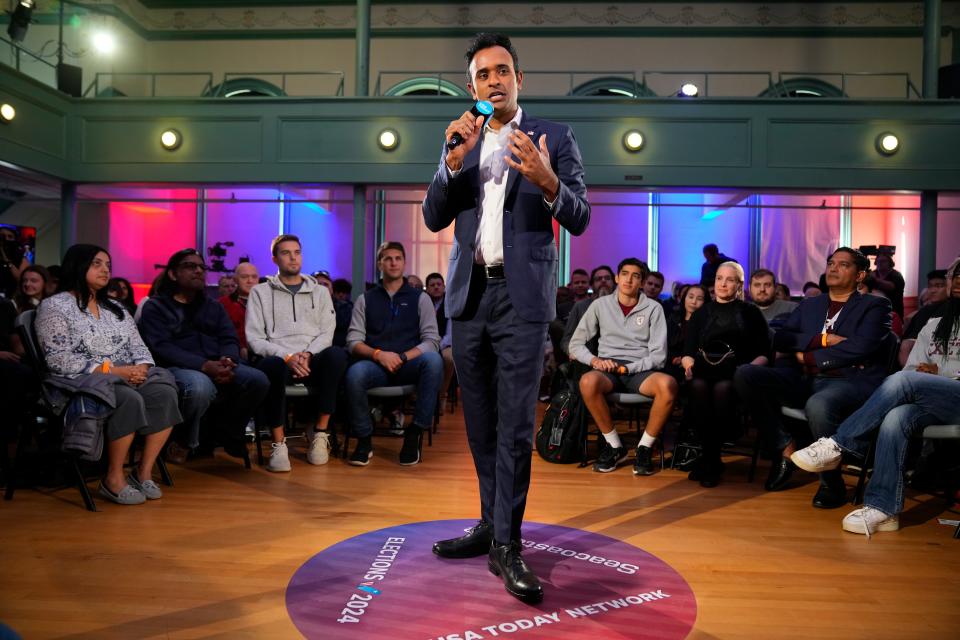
[866,251,905,319]
[331,278,353,348]
[35,244,180,505]
[570,258,677,475]
[313,270,333,295]
[345,241,441,467]
[406,274,424,291]
[900,269,950,365]
[802,281,822,298]
[660,281,684,317]
[700,243,735,288]
[666,284,706,381]
[775,282,791,302]
[858,278,903,337]
[0,226,30,298]
[559,264,615,357]
[749,268,798,327]
[425,272,455,404]
[642,270,665,304]
[139,250,269,463]
[246,235,348,472]
[217,274,237,298]
[106,276,137,317]
[682,262,770,487]
[568,269,590,303]
[44,264,61,297]
[14,265,50,314]
[0,295,38,438]
[734,248,892,507]
[790,258,960,536]
[133,273,164,323]
[219,261,259,361]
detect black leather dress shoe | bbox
[812,485,847,509]
[432,521,493,559]
[488,541,543,604]
[765,456,796,491]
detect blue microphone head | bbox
[475,100,494,116]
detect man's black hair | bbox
[426,272,444,285]
[616,257,649,281]
[465,32,520,77]
[590,264,614,285]
[928,269,947,281]
[830,247,870,272]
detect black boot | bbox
[488,540,543,604]
[433,520,493,558]
[399,426,423,466]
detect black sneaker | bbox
[633,444,656,476]
[399,426,423,466]
[593,443,628,473]
[349,436,373,466]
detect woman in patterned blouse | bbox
[35,244,181,505]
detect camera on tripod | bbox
[207,241,249,273]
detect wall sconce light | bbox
[160,128,181,150]
[623,130,645,152]
[378,129,399,151]
[875,132,899,156]
[0,103,15,123]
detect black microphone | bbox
[447,100,494,151]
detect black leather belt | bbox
[479,263,505,279]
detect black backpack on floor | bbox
[536,365,589,465]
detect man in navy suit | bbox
[735,247,893,508]
[423,33,590,604]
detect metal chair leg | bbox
[254,424,265,466]
[156,456,173,487]
[853,439,875,506]
[72,459,97,512]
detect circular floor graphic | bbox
[286,520,696,639]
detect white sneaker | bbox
[842,507,899,538]
[389,410,405,436]
[307,432,331,466]
[790,437,842,473]
[266,440,291,472]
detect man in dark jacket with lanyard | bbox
[735,247,893,508]
[139,249,269,460]
[422,33,590,604]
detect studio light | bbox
[6,1,35,43]
[678,83,699,98]
[0,103,15,123]
[92,31,117,55]
[160,129,181,150]
[378,129,399,151]
[622,130,645,152]
[875,132,900,156]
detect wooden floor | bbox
[2,404,959,639]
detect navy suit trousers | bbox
[452,274,548,544]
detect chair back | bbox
[14,310,49,377]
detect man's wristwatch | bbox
[399,352,408,364]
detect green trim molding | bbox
[1,63,959,191]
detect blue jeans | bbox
[170,364,269,448]
[831,370,960,516]
[345,352,443,437]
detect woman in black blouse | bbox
[681,262,770,487]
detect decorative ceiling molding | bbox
[21,2,960,37]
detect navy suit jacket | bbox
[773,291,893,385]
[422,111,590,323]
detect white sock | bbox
[639,432,657,449]
[603,430,623,449]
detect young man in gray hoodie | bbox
[569,257,678,475]
[245,234,349,472]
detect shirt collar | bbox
[484,105,523,135]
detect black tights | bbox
[687,377,737,464]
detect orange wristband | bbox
[283,353,294,363]
[99,359,112,374]
[821,333,828,347]
[373,349,382,361]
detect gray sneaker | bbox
[127,473,163,500]
[98,481,146,505]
